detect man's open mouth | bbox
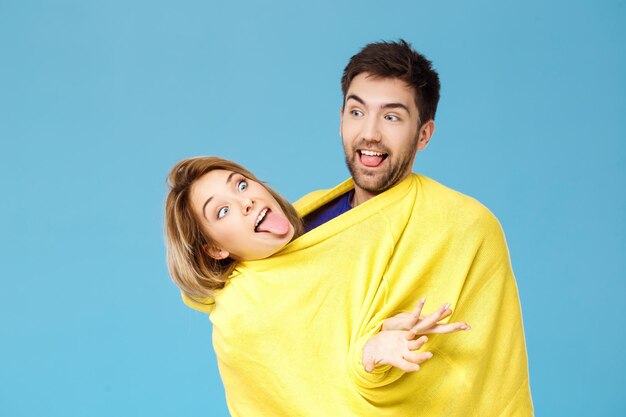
[358,149,388,168]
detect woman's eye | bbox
[217,207,229,219]
[385,114,399,121]
[237,180,248,192]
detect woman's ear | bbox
[205,245,230,260]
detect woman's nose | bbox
[240,197,254,214]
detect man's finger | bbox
[410,297,426,320]
[426,322,472,334]
[363,356,375,373]
[438,308,453,321]
[408,335,428,350]
[412,305,450,333]
[403,351,433,365]
[405,326,419,340]
[393,359,421,373]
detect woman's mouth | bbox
[254,208,269,232]
[254,208,290,235]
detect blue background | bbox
[1,1,624,415]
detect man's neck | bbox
[350,173,413,207]
[350,187,378,207]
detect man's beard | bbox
[344,135,419,194]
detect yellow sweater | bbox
[184,174,533,416]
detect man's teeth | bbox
[361,150,385,156]
[255,208,268,230]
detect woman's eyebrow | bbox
[202,196,214,220]
[201,172,237,220]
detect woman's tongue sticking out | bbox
[256,210,290,235]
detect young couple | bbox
[165,40,533,416]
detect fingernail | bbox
[460,325,470,330]
[443,303,450,310]
[420,297,426,303]
[426,352,433,359]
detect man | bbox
[300,39,534,415]
[306,40,439,228]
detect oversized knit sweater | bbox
[184,174,533,416]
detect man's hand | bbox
[362,331,431,373]
[382,297,471,334]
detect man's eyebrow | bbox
[201,172,237,220]
[346,94,365,105]
[382,102,410,113]
[346,95,410,113]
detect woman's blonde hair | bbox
[165,156,304,299]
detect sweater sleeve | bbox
[344,206,533,416]
[346,320,407,390]
[442,212,533,416]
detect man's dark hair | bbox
[341,39,441,123]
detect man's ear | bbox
[205,245,229,260]
[417,120,435,151]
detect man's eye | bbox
[237,180,248,192]
[217,207,229,219]
[385,114,399,121]
[351,109,363,117]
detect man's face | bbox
[340,73,431,201]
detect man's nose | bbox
[362,117,382,142]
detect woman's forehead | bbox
[190,170,235,205]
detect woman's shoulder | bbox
[181,291,215,314]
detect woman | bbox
[165,156,469,416]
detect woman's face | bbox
[190,169,295,261]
